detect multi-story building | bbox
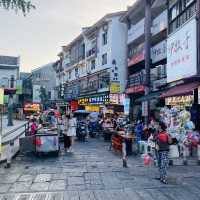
[31,63,57,105]
[121,0,168,120]
[55,12,127,113]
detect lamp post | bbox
[144,0,152,125]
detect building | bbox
[18,72,32,106]
[31,63,57,106]
[55,12,128,113]
[0,55,20,104]
[121,0,168,120]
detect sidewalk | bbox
[0,138,199,200]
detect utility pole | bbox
[144,0,152,125]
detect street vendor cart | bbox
[20,128,60,156]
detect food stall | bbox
[20,127,59,156]
[24,103,41,117]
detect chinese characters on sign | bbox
[167,18,197,83]
[165,95,194,106]
[78,94,110,105]
[126,85,145,94]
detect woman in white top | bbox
[67,113,77,152]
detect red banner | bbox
[70,100,78,111]
[126,85,145,94]
[128,54,144,67]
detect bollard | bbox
[197,144,200,165]
[122,140,128,168]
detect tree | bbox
[0,0,35,15]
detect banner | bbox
[123,98,130,115]
[33,85,41,103]
[110,83,120,93]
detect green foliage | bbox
[0,0,35,15]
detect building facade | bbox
[55,12,127,113]
[121,0,168,120]
[31,63,57,104]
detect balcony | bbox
[86,47,96,59]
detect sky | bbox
[0,0,134,72]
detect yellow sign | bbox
[24,103,40,112]
[110,83,120,93]
[0,88,4,105]
[165,95,193,106]
[85,105,100,112]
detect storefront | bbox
[78,93,125,115]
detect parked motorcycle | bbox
[76,121,88,141]
[88,121,100,138]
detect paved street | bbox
[0,139,200,200]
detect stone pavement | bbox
[0,138,200,200]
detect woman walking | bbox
[67,113,77,152]
[157,122,172,184]
[62,114,71,152]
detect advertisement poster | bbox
[110,83,121,93]
[167,18,197,83]
[33,85,41,103]
[123,98,130,115]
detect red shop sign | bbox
[126,85,145,94]
[70,100,78,111]
[128,54,144,67]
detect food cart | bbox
[23,103,41,118]
[20,128,60,156]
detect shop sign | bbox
[110,83,120,93]
[151,40,167,64]
[85,105,100,112]
[109,94,125,105]
[126,85,145,94]
[32,85,41,103]
[24,103,40,112]
[128,54,144,67]
[78,94,109,105]
[167,18,197,83]
[123,98,130,115]
[70,100,78,112]
[165,95,194,106]
[142,101,148,117]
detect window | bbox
[91,60,95,70]
[69,70,71,79]
[75,68,79,78]
[102,53,107,65]
[102,32,108,45]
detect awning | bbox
[135,91,163,103]
[160,82,200,98]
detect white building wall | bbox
[0,68,18,87]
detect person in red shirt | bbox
[156,122,172,184]
[31,118,37,135]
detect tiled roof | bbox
[0,55,19,66]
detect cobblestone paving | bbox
[0,139,200,199]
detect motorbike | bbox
[76,121,88,141]
[88,121,101,138]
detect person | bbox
[156,122,172,184]
[31,118,37,135]
[62,114,71,152]
[67,113,77,152]
[51,114,57,127]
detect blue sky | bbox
[0,0,134,72]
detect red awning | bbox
[160,82,200,98]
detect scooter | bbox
[76,121,88,141]
[88,121,100,138]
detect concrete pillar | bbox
[144,0,152,124]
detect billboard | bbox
[33,85,41,103]
[167,18,197,83]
